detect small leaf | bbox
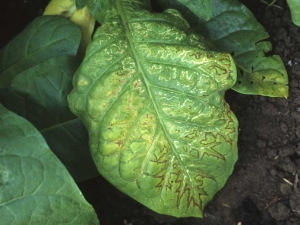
[233,52,288,97]
[68,0,238,218]
[0,16,98,182]
[0,103,99,224]
[287,0,300,27]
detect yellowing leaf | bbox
[43,0,76,17]
[70,7,95,58]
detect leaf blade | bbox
[0,16,81,88]
[68,0,238,218]
[0,103,99,224]
[158,0,289,97]
[287,0,300,27]
[201,0,288,97]
[0,16,98,181]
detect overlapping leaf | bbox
[43,0,96,57]
[158,0,288,97]
[0,16,98,181]
[158,0,212,21]
[68,0,238,218]
[0,103,99,224]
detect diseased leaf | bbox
[287,0,300,27]
[233,52,287,97]
[0,16,98,182]
[202,0,288,97]
[68,0,238,218]
[0,103,99,225]
[159,0,288,97]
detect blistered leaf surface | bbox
[68,0,238,218]
[0,16,98,181]
[0,103,99,225]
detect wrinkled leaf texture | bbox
[0,103,99,225]
[68,0,238,218]
[158,0,288,98]
[0,16,98,181]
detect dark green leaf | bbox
[76,0,87,9]
[86,0,107,21]
[0,16,98,181]
[68,0,238,218]
[0,103,99,225]
[0,16,80,88]
[158,0,212,21]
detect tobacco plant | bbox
[0,0,289,223]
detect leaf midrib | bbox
[116,0,195,197]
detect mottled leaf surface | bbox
[196,0,288,97]
[158,0,288,97]
[68,0,238,218]
[0,16,98,181]
[0,103,99,225]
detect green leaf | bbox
[0,16,80,88]
[0,16,98,182]
[158,0,212,21]
[68,0,238,218]
[287,0,300,27]
[204,0,288,97]
[85,0,110,21]
[0,103,99,224]
[159,0,288,97]
[76,0,87,9]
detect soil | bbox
[1,0,300,225]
